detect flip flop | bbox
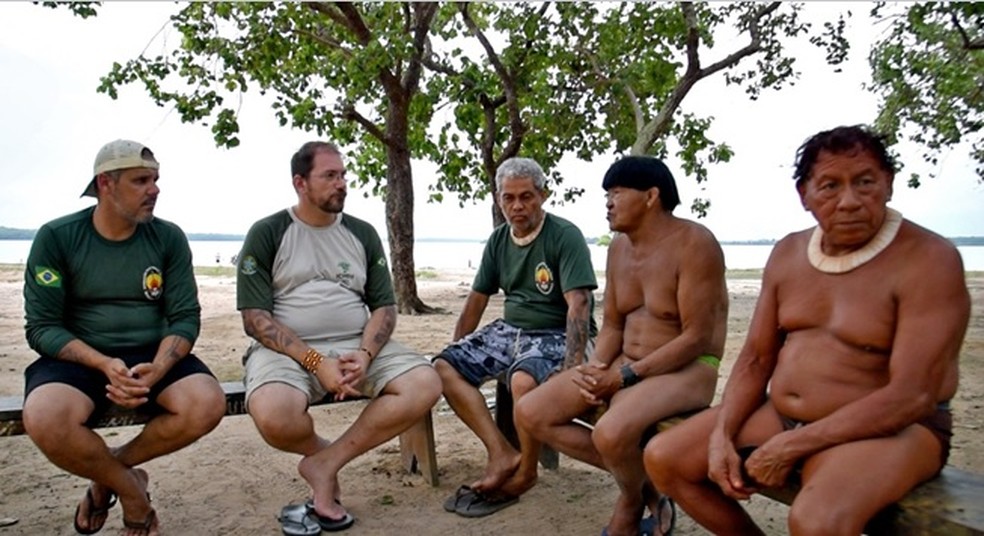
[121,508,157,536]
[295,499,356,532]
[454,491,519,518]
[443,485,477,513]
[277,502,320,536]
[73,485,118,535]
[640,496,676,536]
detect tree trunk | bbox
[384,119,439,314]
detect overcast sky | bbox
[0,2,980,241]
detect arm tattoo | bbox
[244,309,298,354]
[57,345,87,365]
[161,337,185,364]
[370,306,397,348]
[564,307,591,369]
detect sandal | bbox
[73,485,117,535]
[121,508,157,536]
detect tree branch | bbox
[295,27,355,58]
[632,2,779,154]
[950,9,984,50]
[457,3,527,170]
[696,2,777,79]
[342,102,390,146]
[401,3,438,93]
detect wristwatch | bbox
[620,364,642,389]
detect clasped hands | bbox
[707,433,797,500]
[571,360,621,405]
[315,350,367,400]
[103,358,164,408]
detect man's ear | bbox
[796,180,810,210]
[646,187,661,209]
[292,174,306,193]
[95,173,112,194]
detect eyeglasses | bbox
[316,169,347,182]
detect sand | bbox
[0,266,980,535]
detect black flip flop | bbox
[443,485,477,513]
[73,485,118,535]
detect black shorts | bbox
[24,344,214,427]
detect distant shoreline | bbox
[1,234,983,246]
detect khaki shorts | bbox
[243,336,430,407]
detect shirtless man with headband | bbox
[644,125,970,535]
[517,155,728,536]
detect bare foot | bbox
[498,467,537,497]
[120,507,158,536]
[471,450,521,493]
[117,468,153,535]
[603,491,645,536]
[298,454,348,521]
[74,481,116,533]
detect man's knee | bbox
[433,356,463,385]
[22,385,93,447]
[161,375,225,434]
[513,391,542,436]
[389,365,443,409]
[591,417,629,458]
[644,434,681,490]
[247,383,310,444]
[788,495,863,536]
[509,370,537,399]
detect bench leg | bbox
[399,410,439,487]
[494,381,559,470]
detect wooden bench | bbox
[0,381,439,487]
[494,388,984,534]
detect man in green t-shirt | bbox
[434,157,598,518]
[22,139,226,536]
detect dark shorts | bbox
[434,319,575,388]
[24,344,214,427]
[776,401,953,468]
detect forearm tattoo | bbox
[57,345,87,365]
[370,306,397,348]
[161,337,185,364]
[564,311,590,369]
[245,310,298,354]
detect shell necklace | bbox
[807,208,902,274]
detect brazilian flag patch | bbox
[35,266,62,288]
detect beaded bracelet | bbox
[301,348,324,373]
[359,347,373,360]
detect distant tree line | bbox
[0,227,245,242]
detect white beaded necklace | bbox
[807,208,903,274]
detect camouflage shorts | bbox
[436,319,578,388]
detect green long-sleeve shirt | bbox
[24,207,201,357]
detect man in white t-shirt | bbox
[236,141,441,534]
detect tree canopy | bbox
[47,1,851,311]
[868,2,983,186]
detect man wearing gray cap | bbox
[22,140,225,536]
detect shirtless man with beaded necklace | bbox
[643,125,970,535]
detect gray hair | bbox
[495,157,547,192]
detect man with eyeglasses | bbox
[236,141,441,534]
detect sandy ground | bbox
[0,266,981,535]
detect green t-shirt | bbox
[236,209,394,340]
[474,213,597,334]
[24,207,201,357]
